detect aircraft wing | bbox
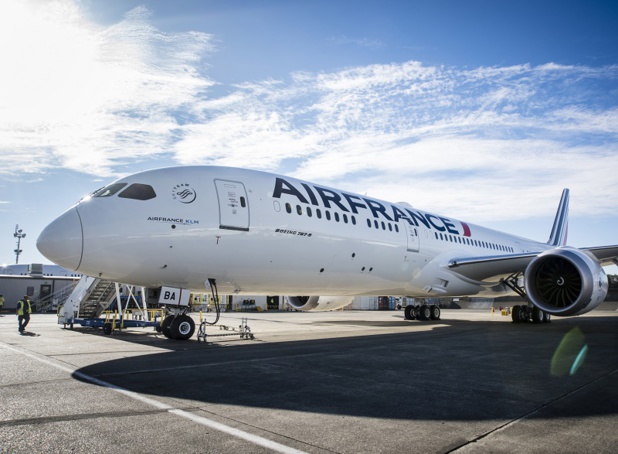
[581,245,618,267]
[448,245,618,283]
[447,253,539,282]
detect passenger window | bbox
[240,196,246,208]
[334,212,340,222]
[285,203,292,214]
[118,184,156,200]
[307,207,312,217]
[93,183,127,198]
[296,205,303,215]
[326,211,331,221]
[316,209,322,219]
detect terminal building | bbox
[0,263,82,311]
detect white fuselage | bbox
[37,166,550,298]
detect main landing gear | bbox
[502,272,551,324]
[511,305,551,324]
[404,304,441,321]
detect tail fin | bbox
[547,189,569,246]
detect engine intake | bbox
[524,247,608,316]
[287,296,354,311]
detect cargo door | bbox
[214,179,250,231]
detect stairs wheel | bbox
[103,322,113,335]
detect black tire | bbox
[404,305,415,320]
[170,315,195,340]
[103,322,113,335]
[511,305,523,323]
[418,305,431,321]
[531,307,544,324]
[542,312,552,323]
[161,315,175,339]
[430,305,441,320]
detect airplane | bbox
[36,166,618,340]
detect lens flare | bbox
[550,327,588,377]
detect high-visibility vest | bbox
[17,300,31,316]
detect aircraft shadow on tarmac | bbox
[72,315,618,422]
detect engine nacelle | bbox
[287,296,354,311]
[524,247,608,316]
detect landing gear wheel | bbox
[531,307,544,324]
[161,315,175,339]
[404,305,415,320]
[429,305,441,320]
[542,312,552,323]
[511,305,525,323]
[103,322,113,335]
[170,315,195,340]
[418,305,431,321]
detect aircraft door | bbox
[403,222,420,252]
[39,284,52,300]
[214,179,250,231]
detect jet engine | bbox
[524,247,608,316]
[287,296,354,311]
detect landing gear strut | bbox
[503,272,551,324]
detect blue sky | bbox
[0,0,617,273]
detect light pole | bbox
[14,224,26,265]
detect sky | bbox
[0,0,617,273]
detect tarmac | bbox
[0,308,616,454]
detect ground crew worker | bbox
[0,294,5,315]
[17,296,32,334]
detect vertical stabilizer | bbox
[547,189,569,246]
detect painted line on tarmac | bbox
[0,342,308,454]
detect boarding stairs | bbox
[57,276,117,324]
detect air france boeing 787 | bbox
[37,166,618,338]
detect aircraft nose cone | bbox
[37,208,83,271]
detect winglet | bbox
[547,189,569,246]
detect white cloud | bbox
[0,0,214,176]
[173,60,618,221]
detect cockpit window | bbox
[118,183,157,201]
[92,183,127,198]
